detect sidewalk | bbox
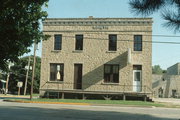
[0,94,30,99]
[153,98,180,105]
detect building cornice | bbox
[43,18,153,26]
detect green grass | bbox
[5,98,165,107]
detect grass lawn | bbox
[5,98,166,107]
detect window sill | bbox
[72,50,83,53]
[51,50,61,53]
[101,82,119,85]
[132,51,142,54]
[106,51,117,53]
[47,81,63,83]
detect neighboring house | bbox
[152,74,180,98]
[167,63,180,75]
[40,17,153,100]
[153,63,180,98]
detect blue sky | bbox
[27,0,180,69]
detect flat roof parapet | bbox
[43,17,153,26]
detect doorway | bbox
[133,65,142,92]
[74,64,82,89]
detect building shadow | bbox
[82,51,128,90]
[0,105,177,120]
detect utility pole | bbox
[30,41,37,100]
[5,62,13,95]
[24,56,31,95]
[5,73,10,95]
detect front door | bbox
[74,64,82,89]
[133,70,142,92]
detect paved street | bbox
[0,100,180,120]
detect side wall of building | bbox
[152,74,180,98]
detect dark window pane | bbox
[134,72,141,81]
[133,65,142,70]
[134,35,142,51]
[113,65,119,73]
[50,63,64,81]
[104,65,111,73]
[75,35,83,50]
[54,35,62,50]
[109,35,117,51]
[113,74,119,83]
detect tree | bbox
[0,0,49,71]
[129,0,180,32]
[8,56,41,94]
[152,65,164,74]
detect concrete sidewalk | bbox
[0,94,31,99]
[153,98,180,105]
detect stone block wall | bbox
[40,18,152,96]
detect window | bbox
[133,65,142,82]
[54,35,62,50]
[104,64,119,83]
[50,63,64,81]
[172,89,177,98]
[109,34,117,51]
[75,35,83,50]
[134,35,142,51]
[133,65,142,70]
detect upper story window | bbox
[104,64,119,83]
[75,35,83,50]
[54,35,62,50]
[109,34,117,51]
[50,63,64,81]
[134,35,142,51]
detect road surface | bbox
[0,100,179,120]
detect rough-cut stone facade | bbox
[152,74,180,98]
[40,17,152,97]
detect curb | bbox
[91,103,155,108]
[3,99,156,108]
[3,99,91,106]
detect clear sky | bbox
[27,0,180,70]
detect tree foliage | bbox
[152,65,166,74]
[129,0,180,32]
[0,0,49,70]
[9,56,41,94]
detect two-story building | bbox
[40,17,153,100]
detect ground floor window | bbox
[104,64,119,83]
[172,89,177,98]
[50,63,64,81]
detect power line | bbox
[83,33,180,38]
[60,35,180,44]
[44,31,180,38]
